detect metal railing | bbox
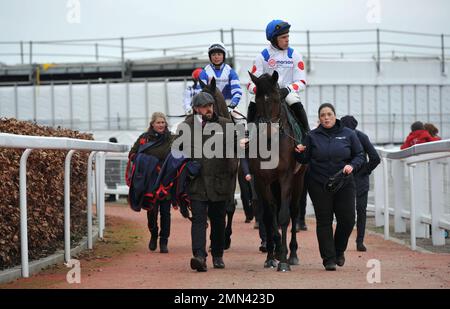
[372,139,450,250]
[1,28,449,75]
[0,133,129,277]
[1,80,448,144]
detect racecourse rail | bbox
[0,133,129,278]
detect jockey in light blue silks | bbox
[199,42,242,109]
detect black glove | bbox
[279,87,289,100]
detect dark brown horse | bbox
[248,71,306,271]
[199,77,239,249]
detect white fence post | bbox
[392,160,407,233]
[430,160,446,245]
[64,150,76,263]
[382,157,390,240]
[408,164,417,250]
[373,157,385,227]
[19,149,33,278]
[87,151,96,249]
[414,163,429,238]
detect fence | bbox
[0,133,129,277]
[372,139,450,250]
[1,80,449,144]
[1,28,449,75]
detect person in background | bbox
[424,123,441,140]
[295,186,309,231]
[183,68,203,115]
[400,121,440,149]
[341,115,380,252]
[129,112,174,253]
[295,103,364,271]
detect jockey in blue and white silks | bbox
[199,42,242,108]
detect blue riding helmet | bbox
[266,20,291,41]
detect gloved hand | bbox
[229,100,238,109]
[279,87,289,100]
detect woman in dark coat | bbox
[129,112,174,253]
[295,103,364,271]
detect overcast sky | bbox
[0,0,449,63]
[1,0,449,41]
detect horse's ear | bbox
[199,79,206,89]
[248,71,258,85]
[210,77,216,90]
[272,71,279,84]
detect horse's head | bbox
[248,71,281,124]
[199,77,229,119]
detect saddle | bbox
[281,102,304,144]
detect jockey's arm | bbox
[229,69,242,108]
[286,53,307,95]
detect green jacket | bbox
[179,114,235,202]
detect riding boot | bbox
[289,102,310,132]
[246,102,257,123]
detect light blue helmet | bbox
[265,20,291,41]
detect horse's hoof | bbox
[277,262,291,272]
[288,256,299,265]
[264,259,278,268]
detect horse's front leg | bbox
[277,176,292,272]
[255,178,278,269]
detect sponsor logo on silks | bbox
[336,136,347,140]
[268,58,294,68]
[268,58,277,68]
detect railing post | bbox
[20,41,24,64]
[220,28,224,43]
[306,30,311,73]
[29,41,32,64]
[95,152,106,238]
[120,37,125,81]
[64,150,76,263]
[19,149,33,278]
[376,28,381,73]
[95,43,99,62]
[392,160,406,233]
[231,28,236,68]
[382,157,390,240]
[430,160,445,245]
[414,163,429,238]
[87,151,97,250]
[373,155,385,226]
[408,164,417,250]
[441,34,445,76]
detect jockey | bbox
[183,68,203,115]
[247,19,310,132]
[199,42,242,109]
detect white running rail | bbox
[373,139,450,250]
[0,133,129,278]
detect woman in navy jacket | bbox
[295,103,364,271]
